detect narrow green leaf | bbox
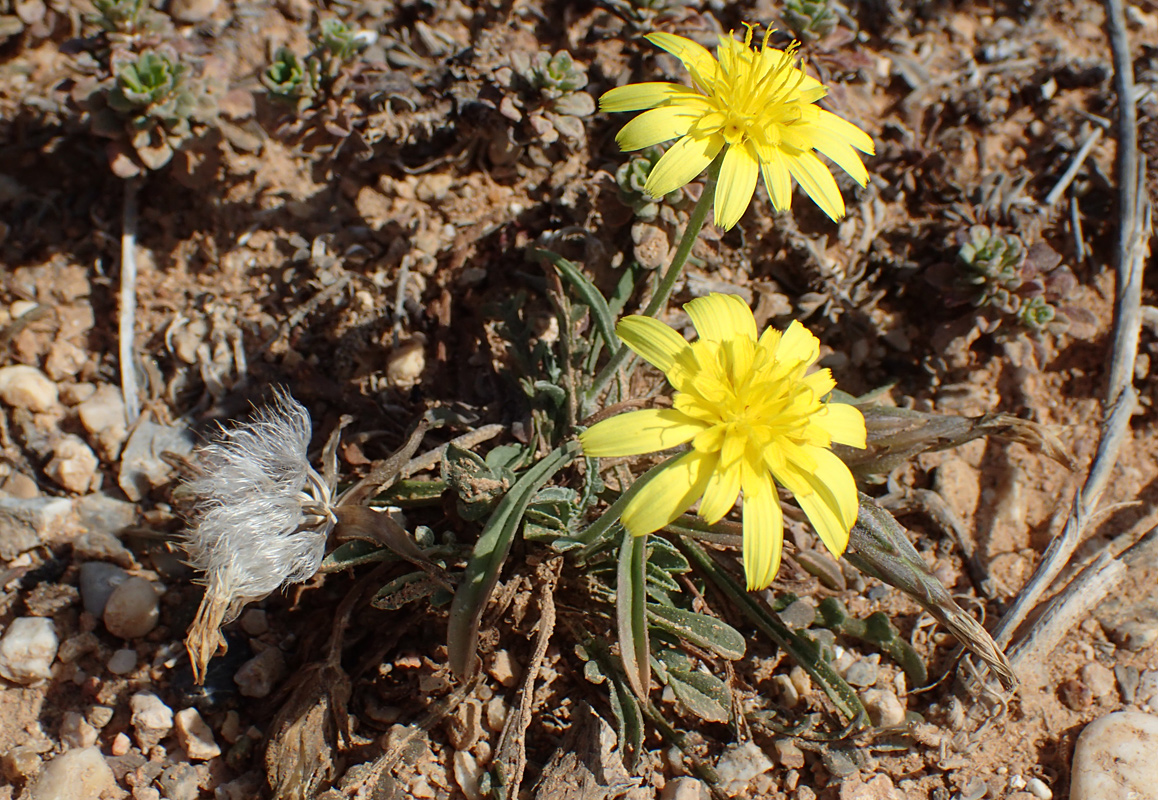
[448,441,582,678]
[319,539,396,572]
[647,604,746,661]
[665,661,731,723]
[533,249,620,355]
[679,537,865,726]
[617,529,650,702]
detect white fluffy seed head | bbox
[183,389,330,618]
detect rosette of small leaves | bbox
[956,225,1026,312]
[616,146,691,221]
[82,48,217,176]
[91,0,160,35]
[783,0,840,43]
[262,18,369,112]
[263,48,322,110]
[509,49,596,145]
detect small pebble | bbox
[78,562,129,617]
[1081,662,1117,700]
[27,747,116,800]
[771,739,805,770]
[3,745,44,782]
[1071,711,1158,800]
[487,650,519,688]
[773,674,799,708]
[1114,665,1140,704]
[219,710,241,744]
[60,711,99,749]
[0,496,74,560]
[131,692,174,750]
[715,741,774,798]
[0,364,58,411]
[44,340,87,380]
[107,648,138,675]
[861,688,907,728]
[1025,777,1052,799]
[111,732,132,756]
[452,751,483,800]
[45,435,99,494]
[386,339,425,389]
[118,421,194,502]
[103,577,159,639]
[134,787,161,800]
[76,385,128,460]
[239,608,269,636]
[157,762,200,800]
[0,616,59,684]
[845,655,881,687]
[660,777,710,800]
[778,598,817,628]
[485,696,507,732]
[86,705,114,729]
[955,776,988,800]
[174,707,221,761]
[234,647,287,698]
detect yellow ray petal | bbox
[615,106,703,151]
[600,82,695,113]
[742,482,785,590]
[804,121,870,187]
[785,150,845,221]
[815,108,875,155]
[814,403,866,448]
[646,32,719,82]
[698,457,741,523]
[774,320,820,366]
[580,408,707,457]
[794,447,858,556]
[622,450,717,535]
[804,368,837,399]
[616,315,690,374]
[759,147,793,213]
[715,141,760,230]
[644,133,723,198]
[684,293,757,343]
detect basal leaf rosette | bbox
[601,25,874,228]
[580,293,865,590]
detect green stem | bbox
[583,155,723,409]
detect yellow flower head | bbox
[601,26,874,228]
[580,294,866,590]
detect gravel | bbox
[0,616,59,684]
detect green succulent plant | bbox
[91,0,151,34]
[263,47,322,107]
[784,0,840,43]
[615,146,690,221]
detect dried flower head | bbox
[600,25,874,227]
[183,389,334,682]
[581,294,865,590]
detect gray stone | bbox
[157,762,200,800]
[28,747,116,800]
[130,692,173,750]
[1070,711,1158,800]
[845,654,881,687]
[103,576,159,639]
[771,739,805,769]
[107,648,138,675]
[1115,665,1140,704]
[234,646,287,698]
[118,421,194,502]
[78,561,129,616]
[75,493,137,537]
[0,616,58,684]
[715,741,773,798]
[0,496,73,560]
[778,598,817,629]
[169,0,218,22]
[239,608,269,636]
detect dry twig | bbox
[119,178,142,424]
[991,0,1151,668]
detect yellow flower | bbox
[601,26,874,228]
[580,294,865,590]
